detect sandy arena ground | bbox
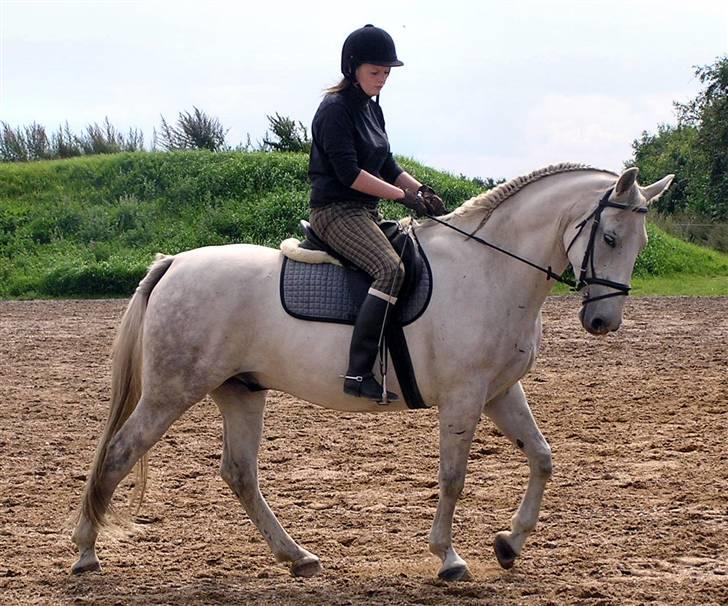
[0,296,726,605]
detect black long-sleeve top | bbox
[308,84,403,207]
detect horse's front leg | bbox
[484,381,552,569]
[429,391,484,581]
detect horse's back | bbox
[144,243,287,337]
[155,243,281,295]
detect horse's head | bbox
[565,167,674,335]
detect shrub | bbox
[40,260,146,297]
[261,113,311,152]
[157,107,228,152]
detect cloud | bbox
[517,92,680,172]
[417,91,685,180]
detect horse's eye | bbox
[603,233,617,248]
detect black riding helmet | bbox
[341,24,404,81]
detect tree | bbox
[675,56,728,219]
[630,124,703,215]
[631,55,728,220]
[51,122,83,159]
[0,122,29,161]
[157,106,228,151]
[85,119,144,154]
[261,113,311,152]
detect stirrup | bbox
[342,374,399,403]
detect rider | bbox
[308,24,446,402]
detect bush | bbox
[261,113,311,152]
[634,223,728,277]
[157,107,228,152]
[40,260,146,297]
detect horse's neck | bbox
[425,172,611,307]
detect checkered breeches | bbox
[309,202,405,297]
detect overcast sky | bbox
[1,0,726,180]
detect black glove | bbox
[400,187,428,217]
[418,185,447,216]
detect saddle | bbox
[279,220,432,409]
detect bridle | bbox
[422,187,648,307]
[564,187,648,304]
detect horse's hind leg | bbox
[71,395,192,574]
[484,381,552,569]
[211,380,321,578]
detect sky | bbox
[1,0,726,180]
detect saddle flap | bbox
[279,238,432,327]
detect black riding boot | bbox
[343,293,399,402]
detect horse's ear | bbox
[614,167,639,197]
[641,174,675,204]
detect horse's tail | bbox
[80,253,175,529]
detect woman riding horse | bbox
[308,24,446,403]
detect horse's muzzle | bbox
[579,306,621,335]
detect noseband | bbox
[423,187,648,307]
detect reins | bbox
[421,187,648,306]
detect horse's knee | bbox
[531,444,552,479]
[440,470,466,500]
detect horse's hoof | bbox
[290,555,322,578]
[71,555,101,575]
[437,564,472,582]
[494,533,518,570]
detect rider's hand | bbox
[418,185,447,216]
[400,187,429,217]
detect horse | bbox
[71,163,673,581]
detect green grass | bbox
[631,274,728,296]
[0,151,726,298]
[552,274,728,296]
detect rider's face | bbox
[355,63,391,97]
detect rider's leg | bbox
[343,288,398,400]
[310,203,404,401]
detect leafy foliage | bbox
[79,118,144,155]
[0,119,144,162]
[630,124,702,215]
[1,110,312,161]
[631,56,728,221]
[156,107,228,152]
[261,113,311,152]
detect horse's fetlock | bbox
[428,540,447,559]
[511,514,535,536]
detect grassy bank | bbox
[1,151,727,298]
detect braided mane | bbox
[451,163,617,228]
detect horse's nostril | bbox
[591,317,605,332]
